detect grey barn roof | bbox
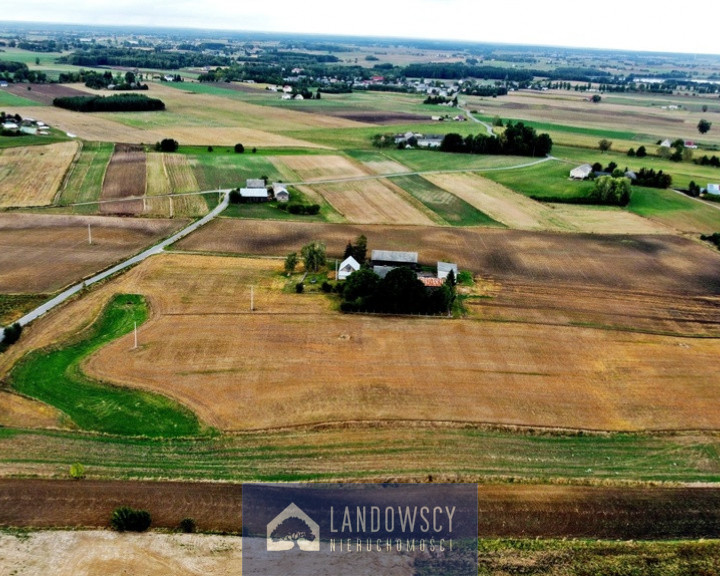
[371,250,418,264]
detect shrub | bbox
[2,322,22,347]
[110,506,152,532]
[295,282,304,294]
[156,138,179,152]
[234,143,245,154]
[179,517,196,533]
[321,281,333,293]
[68,462,86,480]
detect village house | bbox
[570,164,592,180]
[337,256,361,281]
[272,183,290,202]
[239,178,269,202]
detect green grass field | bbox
[0,89,37,107]
[392,174,504,226]
[9,294,202,438]
[629,186,720,231]
[190,152,284,190]
[0,425,718,483]
[481,159,596,200]
[57,141,112,209]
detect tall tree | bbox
[353,234,368,264]
[698,119,712,134]
[284,252,298,275]
[301,241,326,272]
[598,139,612,153]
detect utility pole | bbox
[133,321,138,349]
[87,223,92,245]
[250,286,254,312]
[169,195,174,218]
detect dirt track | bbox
[1,480,720,538]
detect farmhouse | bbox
[660,139,673,148]
[707,183,720,195]
[338,256,361,280]
[570,164,592,180]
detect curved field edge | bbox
[8,294,203,438]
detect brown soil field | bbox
[100,143,146,215]
[303,108,429,125]
[310,179,436,225]
[5,82,90,105]
[362,158,411,175]
[175,220,720,296]
[0,213,185,294]
[0,142,79,208]
[1,480,719,539]
[273,154,370,182]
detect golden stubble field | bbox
[0,142,78,208]
[145,152,207,217]
[49,252,719,433]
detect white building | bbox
[707,184,720,195]
[570,164,593,180]
[338,256,361,280]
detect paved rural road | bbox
[461,105,495,135]
[0,190,230,340]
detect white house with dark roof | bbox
[338,256,360,280]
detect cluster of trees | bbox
[440,122,552,157]
[58,47,230,70]
[343,235,368,264]
[462,85,508,97]
[695,155,720,168]
[701,232,720,249]
[278,203,320,215]
[155,138,179,152]
[590,176,632,206]
[283,242,328,277]
[424,95,457,106]
[0,60,47,83]
[341,267,456,315]
[78,70,148,90]
[1,323,22,351]
[635,167,672,189]
[53,94,166,113]
[627,146,648,158]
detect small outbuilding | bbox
[273,183,290,202]
[437,262,458,280]
[338,256,360,281]
[239,188,269,202]
[570,164,593,180]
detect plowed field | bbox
[100,143,146,215]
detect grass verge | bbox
[9,294,202,437]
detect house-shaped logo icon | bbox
[266,502,320,551]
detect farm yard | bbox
[0,142,78,208]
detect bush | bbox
[2,322,22,348]
[321,281,333,293]
[156,138,179,152]
[179,517,196,533]
[68,462,86,480]
[295,282,304,294]
[234,143,245,154]
[110,506,152,532]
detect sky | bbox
[2,0,719,55]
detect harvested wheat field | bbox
[100,144,146,215]
[273,154,370,182]
[61,252,720,433]
[145,153,207,217]
[0,391,61,429]
[310,179,436,225]
[0,213,185,294]
[0,142,78,208]
[176,220,720,296]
